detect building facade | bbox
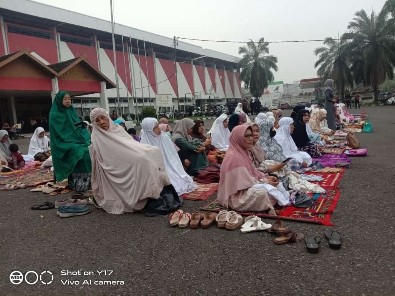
[0,0,241,127]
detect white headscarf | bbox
[208,114,230,150]
[140,117,197,196]
[0,130,12,159]
[254,113,267,125]
[234,103,243,114]
[274,117,312,166]
[28,127,50,156]
[89,108,170,214]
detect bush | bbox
[141,107,157,119]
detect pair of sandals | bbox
[305,230,342,253]
[269,220,304,245]
[240,216,272,233]
[216,210,244,230]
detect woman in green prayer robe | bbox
[49,91,92,192]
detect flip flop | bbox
[324,229,342,249]
[31,202,55,210]
[169,209,183,227]
[305,235,321,254]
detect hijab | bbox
[291,109,311,148]
[0,130,12,158]
[28,127,50,156]
[49,91,91,181]
[290,105,306,120]
[228,114,240,132]
[172,118,195,141]
[208,114,230,150]
[89,108,170,214]
[140,118,196,196]
[254,113,267,125]
[218,125,265,207]
[234,102,243,113]
[257,117,286,163]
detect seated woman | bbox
[207,114,230,151]
[49,91,92,192]
[274,117,312,167]
[0,130,13,164]
[28,127,50,161]
[172,118,209,176]
[140,117,196,196]
[310,108,334,136]
[291,109,322,158]
[89,108,171,214]
[217,125,283,213]
[257,114,285,163]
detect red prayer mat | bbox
[304,169,345,189]
[0,167,54,188]
[201,189,341,226]
[182,182,219,201]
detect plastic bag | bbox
[362,120,372,133]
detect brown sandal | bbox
[273,232,304,245]
[190,212,204,229]
[268,220,291,234]
[201,212,217,229]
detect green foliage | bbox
[380,79,395,92]
[141,107,157,119]
[314,4,395,102]
[238,38,278,98]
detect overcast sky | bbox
[33,0,387,84]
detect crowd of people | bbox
[0,87,362,226]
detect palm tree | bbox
[314,37,353,100]
[384,0,395,17]
[238,38,278,99]
[342,7,395,101]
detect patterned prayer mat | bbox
[181,182,219,201]
[0,167,54,188]
[320,147,347,154]
[304,169,345,189]
[201,189,341,226]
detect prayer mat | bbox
[182,182,219,201]
[312,154,351,168]
[0,167,54,188]
[200,189,341,226]
[320,147,347,154]
[304,169,345,189]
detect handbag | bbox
[362,120,372,133]
[346,132,360,149]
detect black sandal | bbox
[324,229,342,249]
[31,202,55,210]
[305,235,321,254]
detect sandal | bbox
[225,211,243,230]
[241,216,272,233]
[201,212,217,229]
[215,210,229,228]
[178,213,191,228]
[324,229,342,249]
[190,212,203,229]
[169,210,183,227]
[268,220,290,234]
[273,232,304,245]
[305,235,321,253]
[31,202,55,210]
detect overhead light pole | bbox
[110,0,121,116]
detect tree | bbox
[384,0,395,17]
[342,7,395,101]
[238,38,278,99]
[314,37,353,100]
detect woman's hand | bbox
[196,146,206,153]
[269,163,286,173]
[267,176,279,187]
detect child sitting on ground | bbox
[8,143,25,170]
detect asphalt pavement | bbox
[1,106,394,296]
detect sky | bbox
[33,0,387,84]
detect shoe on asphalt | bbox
[57,205,91,218]
[55,198,88,209]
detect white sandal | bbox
[225,211,243,230]
[215,210,229,228]
[241,216,272,233]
